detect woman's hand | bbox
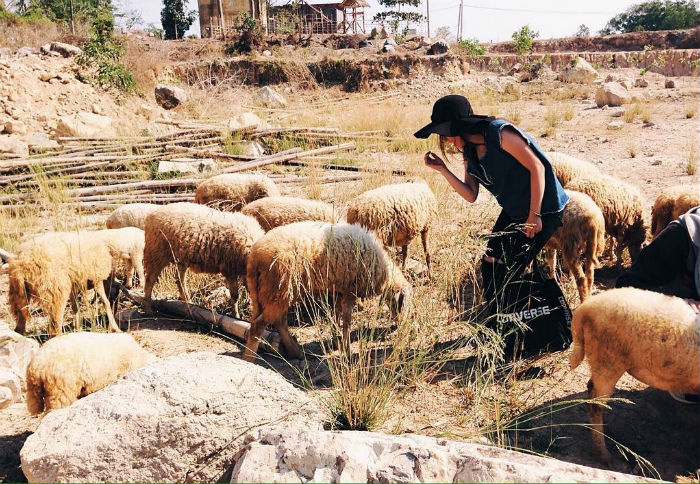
[523,213,543,238]
[424,151,447,172]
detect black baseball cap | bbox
[414,95,494,139]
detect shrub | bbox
[512,25,538,56]
[457,37,486,56]
[227,12,264,54]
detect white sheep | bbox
[241,196,341,231]
[242,221,413,361]
[194,173,280,211]
[544,190,605,301]
[105,203,160,230]
[346,179,437,276]
[569,287,699,462]
[8,232,121,336]
[545,151,601,187]
[93,227,145,289]
[566,174,647,267]
[25,332,155,414]
[650,185,699,236]
[143,202,265,318]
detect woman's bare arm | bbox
[424,152,479,203]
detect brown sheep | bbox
[241,196,340,231]
[546,151,601,187]
[194,173,280,212]
[650,185,699,237]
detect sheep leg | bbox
[273,314,303,360]
[95,281,121,333]
[174,263,190,303]
[340,294,356,358]
[225,278,241,319]
[544,249,558,280]
[563,252,587,302]
[46,288,70,336]
[613,238,625,268]
[243,314,267,362]
[133,253,145,290]
[400,245,408,270]
[70,292,82,332]
[587,372,622,464]
[583,258,595,301]
[124,260,135,289]
[421,228,431,279]
[143,263,165,306]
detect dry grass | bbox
[0,16,74,50]
[685,104,697,119]
[686,142,698,176]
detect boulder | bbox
[0,321,40,409]
[559,57,599,84]
[56,111,115,137]
[382,43,396,53]
[4,119,27,135]
[22,132,60,152]
[384,37,398,47]
[634,77,649,88]
[482,75,520,95]
[157,158,218,175]
[232,429,658,483]
[20,352,324,483]
[49,42,82,57]
[595,82,631,107]
[243,140,265,157]
[227,111,263,131]
[0,135,29,157]
[258,86,287,108]
[15,47,38,56]
[665,78,676,88]
[154,84,188,110]
[427,39,449,55]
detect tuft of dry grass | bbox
[685,104,697,119]
[623,102,643,123]
[686,142,698,176]
[627,144,637,158]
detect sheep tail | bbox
[591,224,605,269]
[569,305,587,370]
[25,370,45,415]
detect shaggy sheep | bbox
[651,185,700,236]
[544,190,605,301]
[105,203,160,230]
[243,221,413,361]
[241,196,340,231]
[545,151,601,187]
[569,287,699,462]
[93,227,145,289]
[8,232,121,335]
[346,179,437,276]
[194,173,280,211]
[143,202,265,318]
[566,174,647,267]
[25,332,155,414]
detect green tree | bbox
[575,24,590,37]
[31,0,112,32]
[600,0,700,34]
[161,0,197,40]
[373,0,424,39]
[512,24,539,55]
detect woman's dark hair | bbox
[437,134,480,167]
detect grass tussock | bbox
[686,142,698,176]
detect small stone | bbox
[49,41,82,57]
[610,109,625,118]
[652,159,662,166]
[607,121,624,130]
[664,78,676,88]
[154,84,188,110]
[634,78,649,88]
[91,103,103,115]
[4,119,26,135]
[262,49,271,56]
[257,86,287,108]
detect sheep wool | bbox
[544,190,605,301]
[105,203,160,230]
[25,332,155,415]
[346,179,437,275]
[243,221,412,361]
[194,173,280,211]
[546,151,601,187]
[8,232,120,336]
[92,227,145,289]
[651,185,700,236]
[569,287,699,462]
[242,196,340,231]
[567,174,647,266]
[143,202,265,317]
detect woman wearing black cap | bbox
[415,95,569,315]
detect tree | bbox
[511,24,538,55]
[372,0,424,39]
[434,25,451,40]
[600,0,700,34]
[575,24,590,37]
[161,0,197,40]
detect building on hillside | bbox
[197,0,268,38]
[267,0,369,35]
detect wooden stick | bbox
[222,143,354,174]
[282,160,406,176]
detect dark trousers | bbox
[616,221,697,299]
[481,210,563,310]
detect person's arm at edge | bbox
[424,151,479,203]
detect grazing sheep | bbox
[25,332,155,414]
[544,190,606,301]
[143,202,264,318]
[105,203,160,230]
[8,232,121,336]
[346,179,437,276]
[569,287,699,462]
[243,221,413,361]
[241,196,340,231]
[546,151,601,187]
[93,227,145,289]
[651,185,700,236]
[566,174,647,267]
[194,173,280,211]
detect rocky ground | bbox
[1,33,699,483]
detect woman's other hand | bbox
[424,151,446,172]
[523,213,543,238]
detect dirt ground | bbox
[1,64,699,483]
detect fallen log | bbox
[221,143,354,174]
[282,159,406,176]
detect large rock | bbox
[258,86,287,108]
[0,135,29,157]
[227,111,263,131]
[22,132,60,152]
[155,84,188,110]
[56,111,115,137]
[20,352,324,483]
[595,82,632,107]
[232,429,659,483]
[427,39,449,55]
[559,56,599,84]
[0,321,40,409]
[49,42,82,57]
